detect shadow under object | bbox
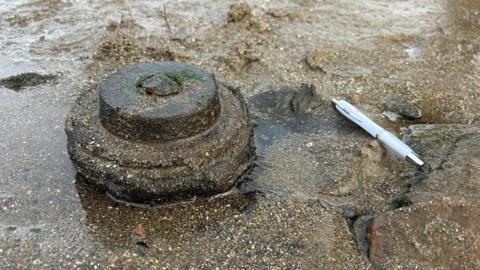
[66,61,255,205]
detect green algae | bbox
[165,70,203,84]
[0,72,56,91]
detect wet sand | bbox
[1,0,480,268]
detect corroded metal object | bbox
[65,62,255,205]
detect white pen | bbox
[332,98,425,167]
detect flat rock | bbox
[363,124,480,268]
[402,124,480,204]
[368,198,480,269]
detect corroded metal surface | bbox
[66,61,254,205]
[99,62,221,141]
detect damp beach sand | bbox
[1,0,480,269]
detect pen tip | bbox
[331,98,339,105]
[406,152,425,167]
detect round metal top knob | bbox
[99,62,221,142]
[137,74,181,97]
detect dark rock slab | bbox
[0,72,56,91]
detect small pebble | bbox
[383,111,402,122]
[227,3,252,22]
[383,96,422,119]
[133,224,145,238]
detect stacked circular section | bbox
[66,62,254,205]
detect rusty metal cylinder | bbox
[99,63,221,142]
[65,61,254,205]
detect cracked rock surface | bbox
[363,124,480,269]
